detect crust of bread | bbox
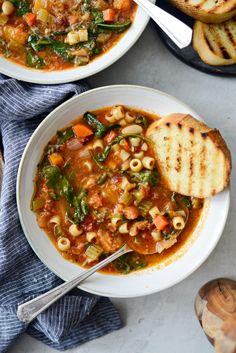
[193,19,236,66]
[146,113,231,198]
[169,0,236,23]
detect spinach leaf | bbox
[56,128,74,144]
[28,35,74,62]
[11,0,30,16]
[92,9,104,24]
[83,111,120,138]
[113,253,147,274]
[26,51,45,69]
[97,173,108,185]
[97,135,124,162]
[135,115,148,127]
[132,170,159,187]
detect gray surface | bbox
[9,23,236,353]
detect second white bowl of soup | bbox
[17,85,230,297]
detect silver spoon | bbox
[17,209,189,323]
[134,0,192,49]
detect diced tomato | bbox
[123,206,139,220]
[102,9,116,22]
[105,130,117,144]
[121,138,130,152]
[73,123,93,138]
[153,215,169,231]
[88,193,103,209]
[25,13,37,26]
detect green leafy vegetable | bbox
[92,9,104,24]
[42,166,89,224]
[132,170,159,187]
[135,115,148,127]
[113,253,147,274]
[28,35,74,62]
[26,51,45,69]
[83,111,120,138]
[97,21,131,32]
[11,0,30,16]
[56,128,74,144]
[181,196,192,209]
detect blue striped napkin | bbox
[0,75,122,353]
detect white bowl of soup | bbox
[0,0,150,84]
[17,85,230,297]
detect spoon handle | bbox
[17,244,131,324]
[134,0,192,49]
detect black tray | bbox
[155,1,236,76]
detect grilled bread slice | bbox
[193,18,236,66]
[146,114,231,198]
[169,0,236,23]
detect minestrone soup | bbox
[0,0,136,70]
[32,106,203,274]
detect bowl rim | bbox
[16,85,230,297]
[0,9,150,84]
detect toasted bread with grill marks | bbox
[193,18,236,66]
[146,114,231,198]
[169,0,236,23]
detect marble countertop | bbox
[9,22,236,353]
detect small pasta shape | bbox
[93,139,104,151]
[130,158,143,172]
[69,224,83,236]
[57,237,71,251]
[49,216,61,225]
[129,222,139,236]
[149,206,160,219]
[121,159,131,171]
[119,119,127,126]
[134,151,144,159]
[120,149,130,161]
[172,216,185,230]
[122,124,143,135]
[125,112,136,123]
[105,114,116,123]
[111,215,123,226]
[151,230,162,242]
[141,142,148,151]
[121,177,135,191]
[119,222,129,234]
[86,231,97,242]
[142,156,155,170]
[110,105,125,121]
[129,137,140,147]
[83,160,93,172]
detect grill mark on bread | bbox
[200,145,206,195]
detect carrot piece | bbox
[102,9,116,22]
[73,123,93,138]
[153,215,169,231]
[105,130,117,144]
[121,138,130,151]
[25,13,37,26]
[48,153,64,167]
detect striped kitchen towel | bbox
[0,75,122,353]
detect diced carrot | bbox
[102,9,116,22]
[153,215,169,231]
[48,153,64,166]
[105,130,117,144]
[25,12,37,26]
[73,123,93,138]
[121,138,130,151]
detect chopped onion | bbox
[67,138,83,151]
[78,148,90,158]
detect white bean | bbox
[122,124,143,135]
[119,222,129,234]
[2,1,15,15]
[120,149,130,161]
[141,142,148,151]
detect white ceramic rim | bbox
[17,85,230,297]
[0,7,150,84]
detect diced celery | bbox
[32,197,45,211]
[139,200,152,217]
[85,244,103,260]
